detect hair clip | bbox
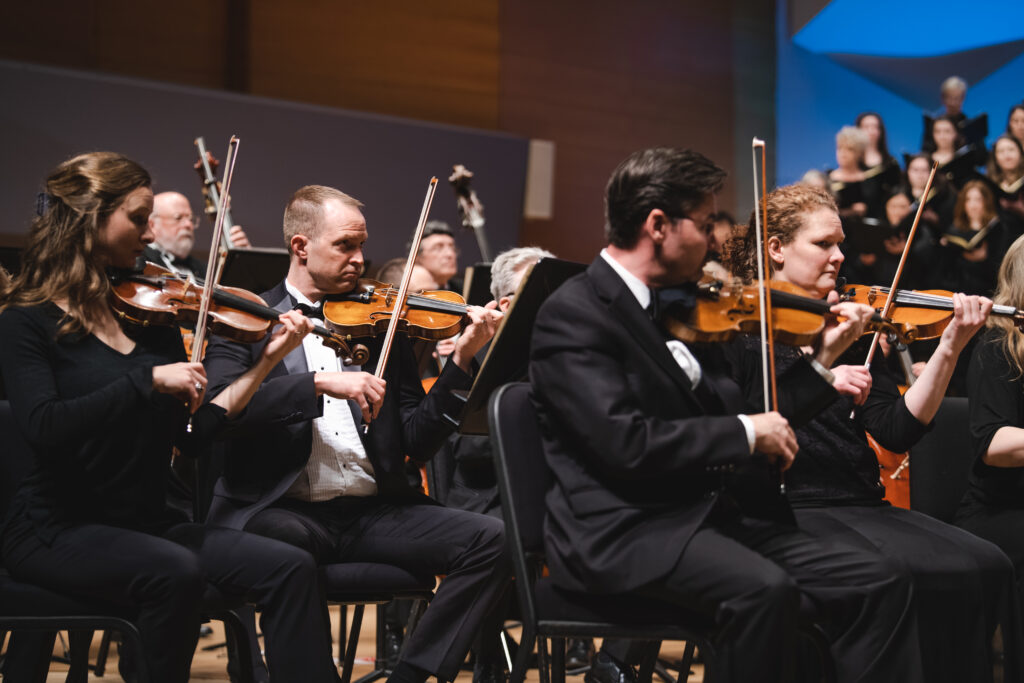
[35,192,53,217]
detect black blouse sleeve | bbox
[968,330,1024,461]
[853,350,930,453]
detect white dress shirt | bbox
[284,280,378,500]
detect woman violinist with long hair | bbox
[722,183,1022,683]
[957,234,1024,628]
[0,152,339,682]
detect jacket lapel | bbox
[586,258,702,404]
[264,282,310,377]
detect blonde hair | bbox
[836,126,868,156]
[723,184,837,284]
[283,185,364,250]
[0,152,151,336]
[990,235,1024,377]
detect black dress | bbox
[731,335,1023,683]
[0,304,337,683]
[956,329,1024,621]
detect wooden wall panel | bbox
[246,0,500,129]
[0,1,228,88]
[499,1,737,262]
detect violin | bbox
[111,262,369,365]
[322,278,469,342]
[837,283,1024,340]
[661,278,911,346]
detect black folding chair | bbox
[488,383,721,683]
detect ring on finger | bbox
[194,382,204,392]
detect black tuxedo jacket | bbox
[203,280,472,529]
[529,256,837,594]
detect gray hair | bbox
[836,126,868,155]
[490,246,555,300]
[941,76,967,96]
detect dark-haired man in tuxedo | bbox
[529,147,923,682]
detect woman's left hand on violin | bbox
[938,293,992,355]
[814,291,877,367]
[831,364,873,405]
[262,310,314,363]
[451,302,503,373]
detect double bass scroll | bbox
[448,165,492,262]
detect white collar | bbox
[600,248,650,309]
[284,279,317,309]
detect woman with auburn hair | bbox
[927,179,1016,299]
[957,235,1024,623]
[0,152,338,682]
[722,182,1022,683]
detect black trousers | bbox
[1,514,338,683]
[627,499,921,683]
[245,496,512,681]
[797,504,1023,683]
[956,498,1024,622]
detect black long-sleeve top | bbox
[0,303,223,542]
[731,336,930,507]
[964,328,1024,509]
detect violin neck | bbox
[211,287,332,340]
[886,289,1018,318]
[404,292,468,316]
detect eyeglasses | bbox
[151,212,200,228]
[678,214,716,236]
[422,242,460,256]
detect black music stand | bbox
[457,257,586,435]
[0,246,22,277]
[462,263,493,306]
[218,247,290,294]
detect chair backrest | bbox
[489,382,551,629]
[909,397,972,523]
[489,382,551,555]
[0,400,34,519]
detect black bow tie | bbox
[648,283,698,322]
[294,302,324,320]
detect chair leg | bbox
[636,645,659,683]
[678,641,696,683]
[550,637,566,683]
[119,626,151,683]
[509,628,536,683]
[341,605,365,683]
[537,637,551,683]
[94,629,113,676]
[222,611,258,683]
[337,604,348,663]
[66,630,93,683]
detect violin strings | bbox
[378,287,468,315]
[865,287,1017,316]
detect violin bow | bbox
[861,161,938,370]
[365,177,439,432]
[752,138,783,493]
[191,135,240,365]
